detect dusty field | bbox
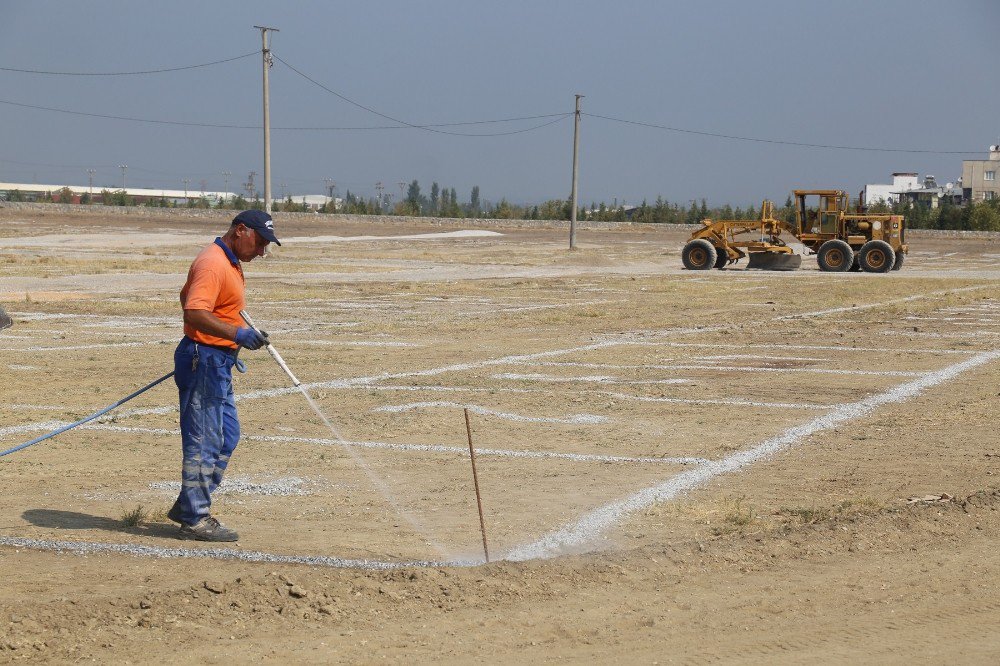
[1,207,999,664]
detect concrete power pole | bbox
[86,169,95,197]
[255,25,279,214]
[222,171,231,205]
[569,94,583,249]
[118,164,128,190]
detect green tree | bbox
[968,200,1000,231]
[430,182,440,215]
[469,185,481,214]
[406,180,422,214]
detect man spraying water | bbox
[167,210,279,542]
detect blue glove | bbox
[235,326,267,350]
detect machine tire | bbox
[682,239,718,270]
[892,251,905,271]
[859,240,895,273]
[817,239,854,272]
[714,250,729,269]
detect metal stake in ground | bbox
[463,408,490,563]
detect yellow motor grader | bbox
[681,190,907,272]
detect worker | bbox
[166,210,280,541]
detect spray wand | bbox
[239,310,300,386]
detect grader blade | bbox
[747,252,801,271]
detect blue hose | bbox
[1,371,175,458]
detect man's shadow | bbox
[22,509,179,539]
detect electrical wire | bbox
[272,53,573,137]
[583,112,982,155]
[0,51,258,76]
[0,98,260,128]
[0,97,572,134]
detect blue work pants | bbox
[173,337,240,525]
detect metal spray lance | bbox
[239,310,300,386]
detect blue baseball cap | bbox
[232,210,281,246]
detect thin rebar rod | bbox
[464,408,490,563]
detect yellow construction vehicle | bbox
[792,189,907,272]
[681,190,908,272]
[681,200,800,271]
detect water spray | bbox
[239,311,452,560]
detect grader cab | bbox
[793,190,907,272]
[680,189,908,272]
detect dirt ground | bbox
[1,207,999,664]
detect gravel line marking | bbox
[654,341,981,355]
[2,423,706,465]
[0,536,466,570]
[504,348,1000,561]
[776,285,988,320]
[371,401,609,425]
[606,392,837,410]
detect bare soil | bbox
[1,207,999,663]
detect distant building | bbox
[895,175,964,209]
[864,172,919,205]
[961,145,1000,202]
[0,181,233,205]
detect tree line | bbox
[4,183,999,231]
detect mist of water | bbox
[293,385,453,561]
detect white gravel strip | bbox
[492,372,616,382]
[776,285,988,320]
[31,423,706,466]
[505,348,1000,561]
[148,476,312,497]
[655,341,980,356]
[0,536,466,569]
[606,392,836,410]
[639,364,922,377]
[372,401,609,425]
[280,229,503,243]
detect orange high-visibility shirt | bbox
[179,239,245,349]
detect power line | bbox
[0,51,258,76]
[583,112,983,155]
[0,97,571,133]
[0,98,260,128]
[272,53,572,137]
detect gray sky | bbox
[1,0,997,207]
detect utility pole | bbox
[254,25,279,214]
[375,181,384,210]
[222,171,231,204]
[200,180,207,197]
[324,178,335,199]
[182,178,190,200]
[398,181,406,202]
[86,169,95,197]
[118,164,128,190]
[569,94,583,249]
[280,183,287,200]
[246,170,257,201]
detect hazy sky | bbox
[1,0,997,207]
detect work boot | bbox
[166,501,183,524]
[178,516,239,542]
